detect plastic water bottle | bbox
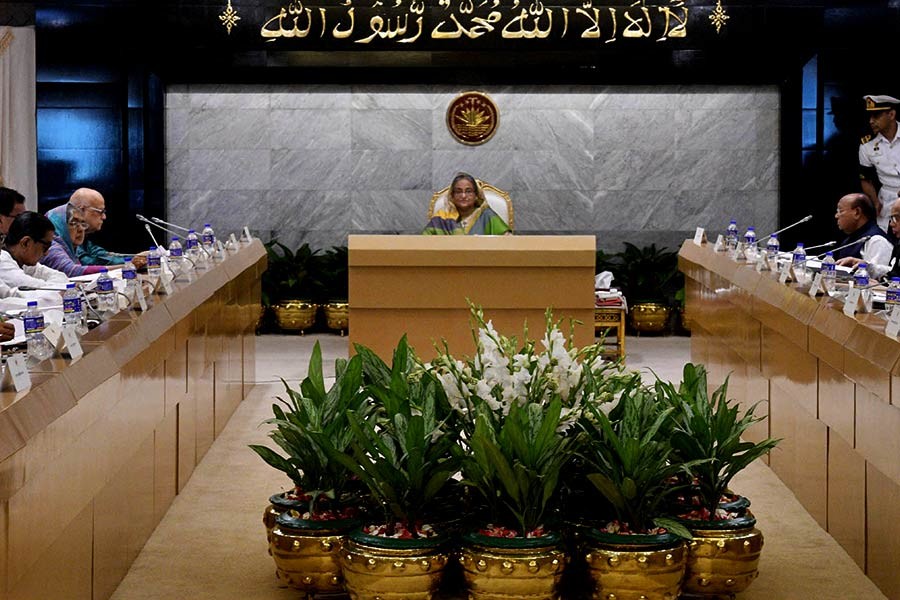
[168,236,184,274]
[147,246,161,278]
[62,283,85,334]
[725,219,739,252]
[122,256,138,304]
[854,262,870,287]
[185,228,201,262]
[821,251,836,292]
[201,223,216,254]
[24,301,52,361]
[887,277,900,315]
[792,243,807,281]
[766,234,780,262]
[95,267,116,312]
[742,226,757,260]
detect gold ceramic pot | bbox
[680,515,763,597]
[274,300,318,333]
[583,530,687,600]
[270,510,359,595]
[323,302,349,335]
[341,530,449,600]
[460,531,566,600]
[630,303,671,334]
[679,307,692,333]
[263,492,306,545]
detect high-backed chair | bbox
[428,180,514,230]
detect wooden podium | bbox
[348,235,596,361]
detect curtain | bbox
[0,26,37,210]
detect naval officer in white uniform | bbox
[859,94,900,230]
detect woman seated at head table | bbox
[423,172,511,236]
[41,203,110,277]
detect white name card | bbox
[779,261,792,284]
[713,234,724,252]
[693,227,705,246]
[62,326,83,360]
[844,287,861,316]
[242,226,252,242]
[808,273,823,297]
[2,354,31,391]
[136,285,148,311]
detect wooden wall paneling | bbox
[818,360,855,446]
[827,431,866,572]
[8,504,92,600]
[744,366,770,457]
[761,325,818,419]
[786,382,829,528]
[752,275,813,353]
[767,380,798,493]
[843,314,900,403]
[866,462,900,600]
[243,329,256,398]
[170,318,196,491]
[808,297,855,373]
[154,406,178,525]
[855,388,900,486]
[92,432,156,600]
[0,500,7,600]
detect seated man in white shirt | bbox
[834,193,894,278]
[0,212,68,298]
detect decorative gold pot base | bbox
[274,300,318,333]
[324,302,349,336]
[460,539,566,600]
[341,536,448,600]
[631,303,671,334]
[681,525,763,597]
[270,517,351,595]
[585,540,686,600]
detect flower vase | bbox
[340,529,449,600]
[583,529,687,600]
[460,531,566,600]
[269,510,359,595]
[679,513,763,597]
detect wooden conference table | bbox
[0,240,265,600]
[679,240,900,599]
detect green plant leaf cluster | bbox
[595,242,683,305]
[463,399,577,535]
[261,241,348,306]
[657,363,780,515]
[308,337,462,536]
[248,341,371,515]
[579,375,703,534]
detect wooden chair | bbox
[428,179,514,230]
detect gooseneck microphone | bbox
[803,241,836,253]
[756,215,813,244]
[151,216,190,233]
[817,236,872,259]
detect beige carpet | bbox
[110,335,886,600]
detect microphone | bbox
[151,216,190,233]
[803,241,836,253]
[17,286,66,292]
[139,214,211,259]
[817,236,872,259]
[144,224,162,251]
[757,215,813,244]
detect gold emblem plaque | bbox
[447,91,499,146]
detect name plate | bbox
[62,326,83,360]
[693,227,705,246]
[808,273,823,297]
[844,287,861,316]
[2,354,31,391]
[242,226,252,242]
[136,285,148,311]
[713,234,724,252]
[886,309,900,338]
[779,261,792,284]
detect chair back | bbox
[428,180,514,230]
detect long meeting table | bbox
[679,240,900,600]
[0,240,266,600]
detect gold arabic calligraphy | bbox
[260,0,690,44]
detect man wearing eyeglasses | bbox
[0,212,68,294]
[66,188,146,269]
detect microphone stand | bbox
[817,236,872,259]
[139,215,213,261]
[803,241,836,253]
[151,216,190,233]
[756,215,813,244]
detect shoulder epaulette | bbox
[861,134,873,144]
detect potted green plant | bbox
[261,240,320,332]
[429,304,626,599]
[249,341,371,594]
[310,336,462,599]
[610,242,682,334]
[313,245,349,335]
[656,363,779,597]
[576,377,700,600]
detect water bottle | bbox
[766,234,780,262]
[147,246,161,278]
[122,255,139,305]
[24,301,52,361]
[792,243,807,281]
[168,236,184,274]
[201,223,216,254]
[725,219,739,252]
[742,226,757,260]
[821,251,836,292]
[95,267,116,312]
[62,283,86,334]
[887,277,900,315]
[185,228,201,261]
[854,262,870,288]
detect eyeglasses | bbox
[35,238,52,251]
[68,220,88,229]
[890,215,900,223]
[84,207,106,215]
[452,189,477,196]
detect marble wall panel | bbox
[166,84,780,252]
